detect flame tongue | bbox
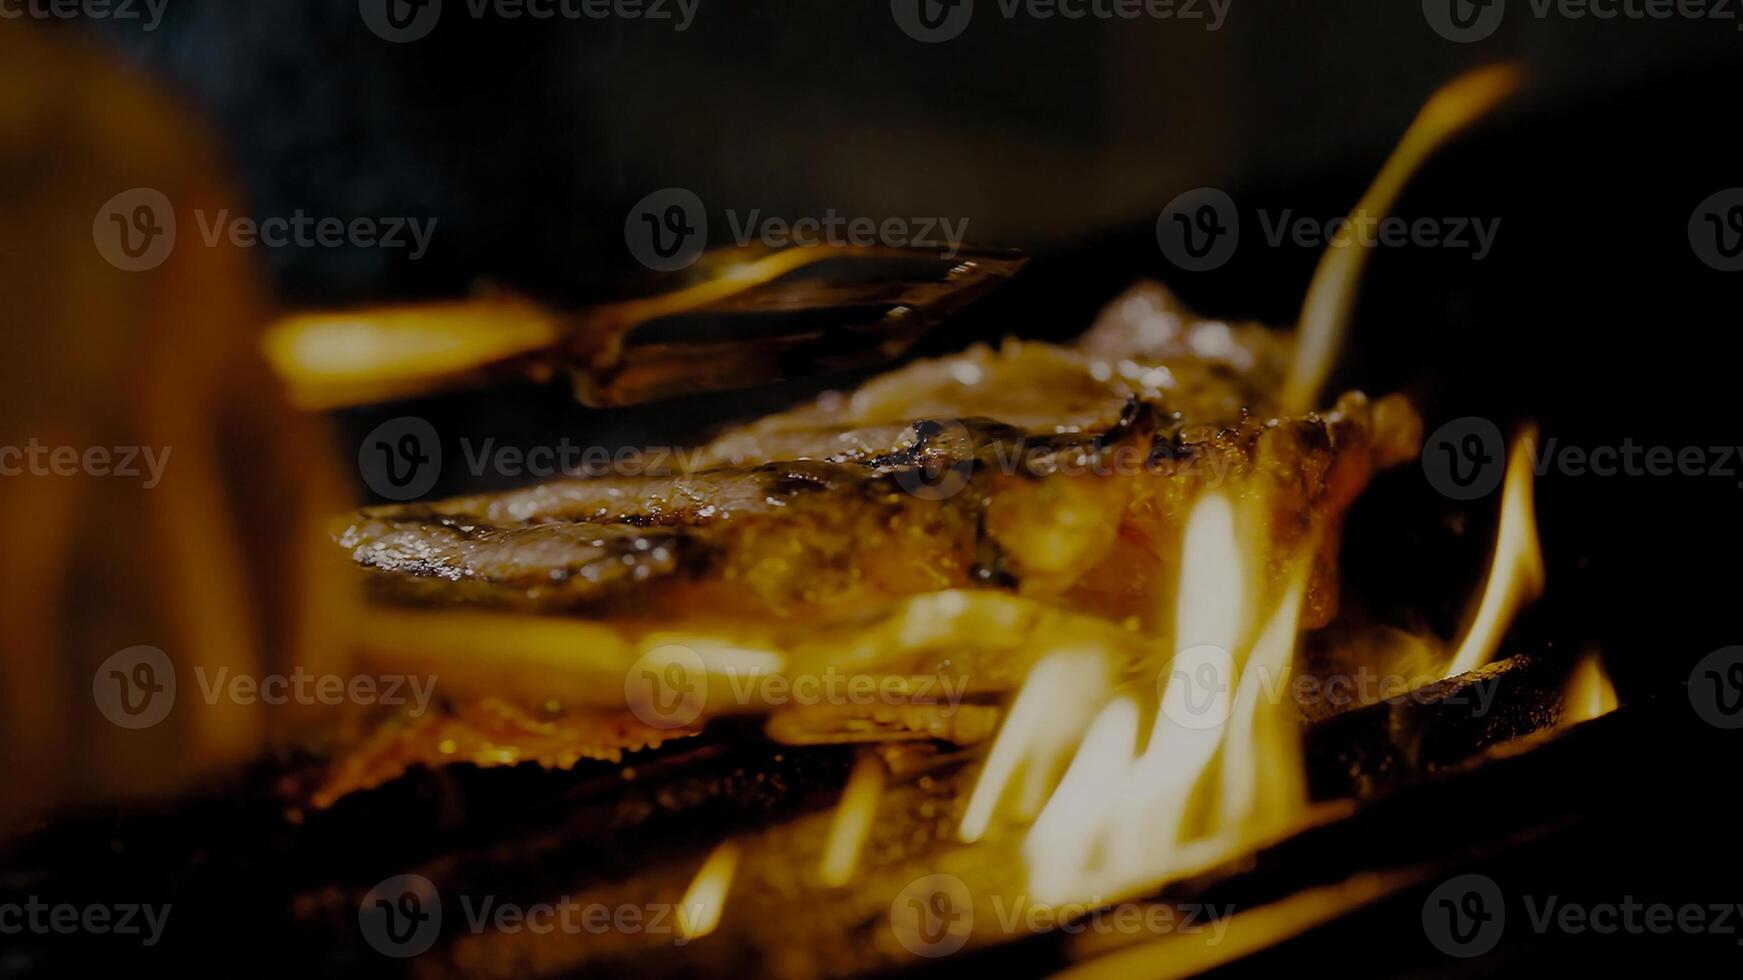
[1283,64,1522,412]
[1562,653,1617,725]
[960,429,1548,908]
[963,491,1312,905]
[959,650,1113,845]
[1444,428,1545,677]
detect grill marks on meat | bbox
[315,283,1421,803]
[338,518,693,606]
[334,284,1420,624]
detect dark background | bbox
[16,2,1743,975]
[66,0,1743,812]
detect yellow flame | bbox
[1218,568,1309,836]
[1443,427,1544,676]
[1174,492,1247,651]
[1283,64,1522,412]
[1562,653,1617,725]
[959,649,1112,844]
[263,296,561,410]
[1012,493,1312,904]
[264,247,853,409]
[1023,697,1142,902]
[676,841,740,942]
[819,754,885,887]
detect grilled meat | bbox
[337,283,1418,626]
[316,282,1420,803]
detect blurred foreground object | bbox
[0,22,354,829]
[265,246,1027,408]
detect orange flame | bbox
[1562,653,1617,725]
[819,754,885,887]
[959,650,1113,844]
[1443,427,1545,677]
[676,840,740,942]
[970,492,1313,904]
[1284,64,1522,412]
